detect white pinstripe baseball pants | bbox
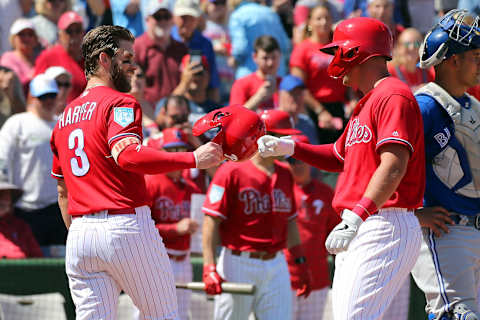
[65,206,178,320]
[170,256,192,320]
[332,208,421,320]
[292,287,329,320]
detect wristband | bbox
[352,196,378,221]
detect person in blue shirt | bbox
[410,9,480,320]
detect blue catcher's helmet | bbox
[419,9,480,68]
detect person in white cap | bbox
[0,18,40,95]
[0,73,67,257]
[44,66,72,114]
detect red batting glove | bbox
[203,264,224,295]
[296,263,312,298]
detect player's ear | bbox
[98,52,111,69]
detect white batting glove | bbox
[325,209,363,254]
[257,135,295,158]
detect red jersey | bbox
[284,179,340,290]
[229,73,280,110]
[0,215,43,258]
[51,86,149,215]
[332,77,425,212]
[202,160,297,253]
[290,39,347,103]
[387,63,434,91]
[34,45,87,103]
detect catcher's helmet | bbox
[193,105,265,162]
[320,17,393,79]
[260,109,301,135]
[419,9,480,68]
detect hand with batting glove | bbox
[203,264,224,295]
[257,135,295,158]
[325,209,363,254]
[288,244,312,298]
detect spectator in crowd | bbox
[0,19,39,96]
[0,0,27,54]
[367,0,404,41]
[284,134,340,320]
[272,0,294,39]
[458,0,480,15]
[44,66,72,115]
[202,0,235,104]
[0,74,67,256]
[228,0,291,79]
[31,0,72,46]
[229,35,282,111]
[76,0,107,31]
[145,128,201,320]
[408,0,436,34]
[172,0,221,103]
[134,0,188,106]
[278,75,319,145]
[34,11,86,103]
[0,178,43,259]
[388,28,434,92]
[290,5,346,144]
[435,0,458,17]
[0,66,26,127]
[110,0,144,37]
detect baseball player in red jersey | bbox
[258,17,426,320]
[201,109,311,320]
[49,25,223,320]
[145,128,202,320]
[285,134,341,320]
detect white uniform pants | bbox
[332,208,421,320]
[292,287,329,320]
[65,206,178,320]
[214,247,292,320]
[170,256,192,320]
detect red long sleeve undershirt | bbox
[155,223,183,239]
[293,142,344,172]
[117,144,196,174]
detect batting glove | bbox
[288,244,312,298]
[203,264,224,295]
[325,209,363,254]
[257,135,295,158]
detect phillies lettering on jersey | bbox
[203,160,297,252]
[154,197,190,221]
[331,77,425,213]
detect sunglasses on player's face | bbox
[56,81,71,88]
[153,10,172,22]
[38,93,57,101]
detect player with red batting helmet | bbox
[258,17,426,319]
[201,109,311,320]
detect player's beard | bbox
[110,60,132,93]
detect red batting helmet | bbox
[320,17,393,79]
[192,105,265,162]
[260,109,301,135]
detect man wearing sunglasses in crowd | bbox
[44,66,72,115]
[134,0,188,106]
[34,11,86,104]
[0,74,67,257]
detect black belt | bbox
[450,214,480,230]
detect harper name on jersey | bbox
[57,101,97,129]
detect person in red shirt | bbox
[50,25,223,319]
[367,0,404,42]
[284,135,340,320]
[34,11,87,103]
[202,109,311,320]
[0,178,42,259]
[145,128,202,320]
[388,28,435,92]
[290,5,347,143]
[258,17,425,319]
[229,35,282,111]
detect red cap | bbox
[181,54,209,71]
[158,128,190,149]
[260,110,301,135]
[58,11,84,30]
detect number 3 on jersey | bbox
[69,128,90,177]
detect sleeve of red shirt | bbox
[374,94,420,154]
[50,131,63,179]
[290,42,307,70]
[106,98,143,148]
[202,164,232,220]
[229,78,248,106]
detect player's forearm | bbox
[243,92,263,110]
[293,142,343,172]
[286,219,302,249]
[156,223,182,239]
[202,215,220,265]
[117,144,196,174]
[57,180,71,229]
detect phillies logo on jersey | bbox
[154,196,190,221]
[345,117,372,147]
[239,188,292,215]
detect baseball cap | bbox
[174,0,202,17]
[161,128,190,149]
[10,18,35,36]
[181,54,210,71]
[44,66,72,80]
[147,0,172,16]
[29,74,59,98]
[58,11,84,31]
[260,109,302,135]
[279,75,305,92]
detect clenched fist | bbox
[325,209,363,254]
[257,135,295,158]
[194,142,224,169]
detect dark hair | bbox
[82,25,135,79]
[163,95,190,113]
[254,35,280,53]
